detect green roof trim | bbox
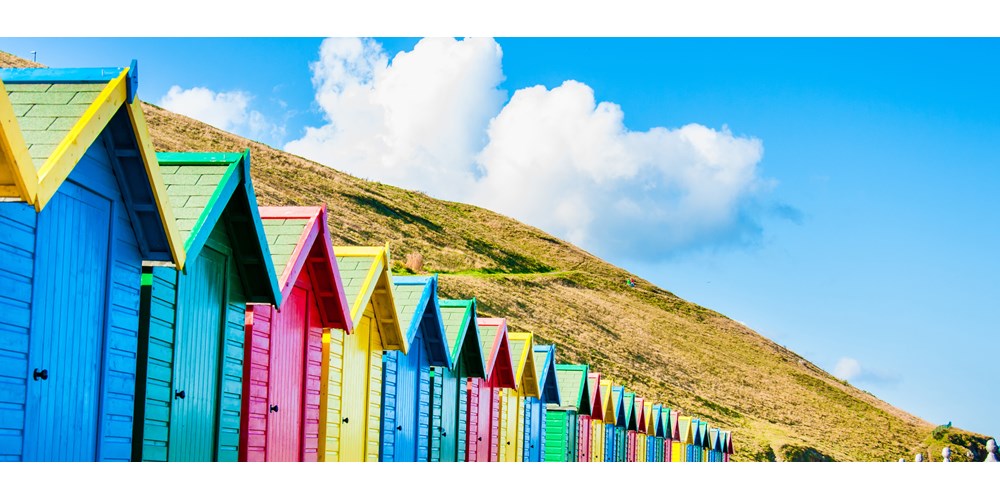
[439,298,486,377]
[155,150,281,306]
[554,364,589,412]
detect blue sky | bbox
[3,38,997,441]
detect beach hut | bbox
[428,299,486,462]
[624,392,638,462]
[667,409,680,462]
[319,245,405,462]
[674,415,693,462]
[645,401,658,462]
[545,364,589,462]
[525,345,559,462]
[709,428,721,462]
[240,205,352,462]
[498,331,540,462]
[379,275,450,462]
[652,404,665,462]
[132,150,280,462]
[599,380,615,462]
[634,396,646,462]
[466,317,515,462]
[700,421,710,462]
[610,385,627,462]
[0,63,185,461]
[586,372,604,462]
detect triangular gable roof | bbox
[555,364,590,413]
[157,150,279,305]
[624,392,637,431]
[611,386,626,427]
[587,372,603,420]
[507,332,540,398]
[634,397,646,433]
[643,401,655,435]
[599,379,614,424]
[671,410,681,440]
[678,416,694,444]
[699,421,710,448]
[332,245,406,352]
[710,428,722,452]
[259,205,351,331]
[1,63,184,269]
[726,431,734,454]
[391,275,449,366]
[476,317,515,388]
[652,404,664,437]
[438,298,486,378]
[532,345,560,404]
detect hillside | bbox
[3,50,985,461]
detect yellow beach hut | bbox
[319,245,405,462]
[498,331,540,461]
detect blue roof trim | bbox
[392,275,450,367]
[126,60,138,103]
[239,149,282,307]
[0,66,128,83]
[534,345,561,404]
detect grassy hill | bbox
[3,50,988,461]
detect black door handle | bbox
[342,417,349,423]
[478,437,482,441]
[442,431,447,437]
[270,404,279,413]
[396,425,402,431]
[32,368,48,381]
[506,441,510,445]
[174,390,185,399]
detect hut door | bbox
[393,339,420,461]
[530,401,543,461]
[267,285,308,461]
[169,247,227,462]
[339,311,372,461]
[24,183,111,461]
[474,380,492,461]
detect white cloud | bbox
[158,86,284,145]
[833,357,863,381]
[285,37,505,199]
[285,37,773,260]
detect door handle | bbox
[478,437,482,442]
[342,417,349,423]
[174,390,185,399]
[32,368,48,381]
[270,404,279,413]
[396,425,402,431]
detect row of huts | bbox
[0,63,733,462]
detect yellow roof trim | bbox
[600,379,614,423]
[334,243,407,354]
[126,100,186,271]
[0,80,37,203]
[35,68,129,210]
[508,331,540,398]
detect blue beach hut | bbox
[379,275,450,462]
[0,63,184,461]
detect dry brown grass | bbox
[4,50,969,461]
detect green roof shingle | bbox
[261,217,310,276]
[5,82,105,169]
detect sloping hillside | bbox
[4,50,978,461]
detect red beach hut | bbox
[240,205,352,461]
[465,317,515,461]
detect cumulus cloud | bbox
[834,357,863,381]
[285,37,779,260]
[833,357,898,386]
[285,37,505,198]
[158,86,285,145]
